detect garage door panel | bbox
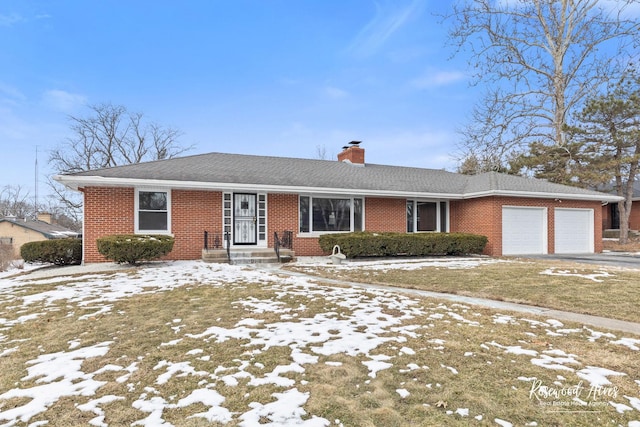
[502,207,547,255]
[555,208,593,254]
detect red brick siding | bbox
[267,193,325,256]
[171,190,221,260]
[450,198,501,256]
[83,187,135,263]
[451,196,603,256]
[365,198,406,232]
[83,187,604,261]
[630,204,640,230]
[601,202,640,231]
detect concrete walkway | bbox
[12,261,640,336]
[277,269,640,336]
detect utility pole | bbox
[34,145,38,217]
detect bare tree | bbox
[49,103,191,217]
[315,144,328,160]
[0,185,32,219]
[446,0,640,176]
[50,103,188,174]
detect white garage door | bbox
[554,208,594,254]
[502,207,547,255]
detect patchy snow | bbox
[0,342,112,425]
[611,337,640,351]
[0,259,637,426]
[295,256,504,272]
[396,388,410,398]
[454,407,469,417]
[576,366,626,387]
[539,268,613,282]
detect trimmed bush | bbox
[318,232,488,258]
[21,238,82,266]
[97,234,174,265]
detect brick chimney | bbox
[37,212,52,224]
[337,141,365,165]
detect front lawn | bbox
[286,257,640,323]
[0,261,638,426]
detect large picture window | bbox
[407,200,448,232]
[299,196,363,233]
[136,190,170,233]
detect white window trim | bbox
[407,199,449,233]
[257,193,268,247]
[135,188,172,235]
[298,195,364,235]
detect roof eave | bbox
[53,175,464,200]
[462,190,623,203]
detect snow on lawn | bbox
[539,267,613,282]
[292,256,505,272]
[0,260,638,426]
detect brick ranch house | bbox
[54,144,621,263]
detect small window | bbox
[300,196,310,233]
[407,200,448,232]
[136,190,170,233]
[417,202,437,232]
[0,237,12,245]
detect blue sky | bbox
[1,0,476,200]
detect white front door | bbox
[234,193,257,245]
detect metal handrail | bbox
[274,230,293,262]
[274,231,281,262]
[203,231,223,250]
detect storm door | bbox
[233,193,257,245]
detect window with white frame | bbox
[136,189,170,233]
[407,200,448,232]
[299,196,363,233]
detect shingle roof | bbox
[0,218,80,239]
[464,172,615,198]
[597,181,640,200]
[56,151,621,202]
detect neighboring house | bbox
[54,143,621,263]
[0,213,80,258]
[601,181,640,232]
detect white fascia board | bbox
[53,175,464,199]
[462,190,623,203]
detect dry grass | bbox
[603,236,640,252]
[0,265,639,426]
[286,259,640,323]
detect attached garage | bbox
[554,208,594,254]
[502,206,548,255]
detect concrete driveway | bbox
[523,252,640,269]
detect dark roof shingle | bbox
[60,151,619,201]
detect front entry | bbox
[233,193,257,245]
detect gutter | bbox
[53,175,465,200]
[54,175,623,203]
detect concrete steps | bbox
[202,248,294,264]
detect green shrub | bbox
[96,234,174,265]
[20,238,82,266]
[318,232,488,258]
